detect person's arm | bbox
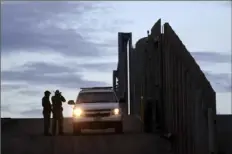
[61,95,66,102]
[48,99,52,111]
[42,98,45,108]
[51,96,55,107]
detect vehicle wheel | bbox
[115,122,123,134]
[73,123,81,135]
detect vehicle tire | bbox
[73,123,81,135]
[115,122,123,134]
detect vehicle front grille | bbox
[84,112,111,117]
[85,109,111,112]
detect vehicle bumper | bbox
[72,115,122,129]
[73,115,122,123]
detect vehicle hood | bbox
[74,102,119,110]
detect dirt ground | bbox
[1,116,172,154]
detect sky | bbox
[1,1,231,118]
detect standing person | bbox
[51,90,66,135]
[42,90,52,136]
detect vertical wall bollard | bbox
[144,98,153,133]
[208,108,218,154]
[140,96,144,132]
[154,100,161,131]
[140,96,144,123]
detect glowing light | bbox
[73,108,82,117]
[114,108,119,115]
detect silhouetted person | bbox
[51,90,66,135]
[42,90,52,136]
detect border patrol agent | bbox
[51,90,66,135]
[42,90,52,136]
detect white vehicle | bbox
[68,87,125,135]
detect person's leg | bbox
[43,112,47,135]
[58,111,64,134]
[52,113,57,135]
[44,111,51,135]
[47,112,51,135]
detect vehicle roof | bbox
[77,87,118,101]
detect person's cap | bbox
[44,90,51,95]
[55,90,60,94]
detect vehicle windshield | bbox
[77,92,118,103]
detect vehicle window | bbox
[77,92,117,103]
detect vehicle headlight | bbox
[73,108,83,117]
[113,108,120,115]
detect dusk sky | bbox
[1,1,231,118]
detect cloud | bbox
[79,62,117,72]
[23,62,78,74]
[20,109,42,117]
[1,2,120,94]
[1,84,27,91]
[18,89,43,97]
[1,2,114,57]
[1,1,131,58]
[1,1,231,117]
[1,1,120,118]
[1,104,11,112]
[190,51,231,92]
[0,104,16,118]
[191,51,231,63]
[204,71,231,92]
[1,3,100,57]
[221,1,232,7]
[1,62,109,89]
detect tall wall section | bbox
[113,19,217,154]
[162,22,217,154]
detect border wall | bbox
[113,19,218,154]
[216,115,232,154]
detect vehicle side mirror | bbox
[119,98,126,103]
[68,100,75,105]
